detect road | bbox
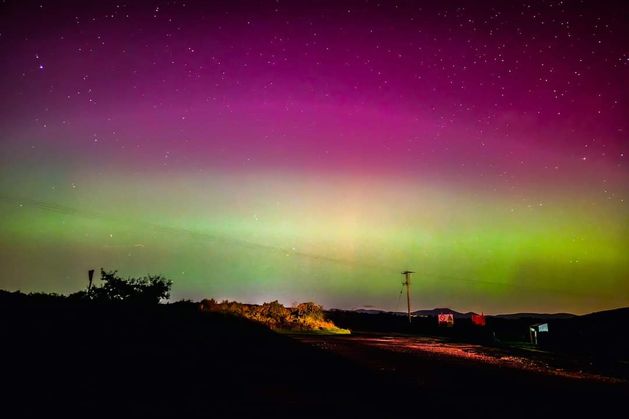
[292,333,629,415]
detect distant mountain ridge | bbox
[340,307,629,322]
[493,312,576,320]
[353,309,390,315]
[344,307,477,318]
[343,307,579,320]
[412,308,474,318]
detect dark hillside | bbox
[0,292,408,416]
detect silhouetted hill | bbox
[540,307,629,361]
[344,306,579,320]
[413,307,473,318]
[2,291,627,416]
[0,291,419,417]
[579,306,629,321]
[352,308,391,315]
[494,312,576,320]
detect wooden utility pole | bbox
[401,270,414,323]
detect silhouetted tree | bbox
[88,269,172,304]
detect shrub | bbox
[82,269,172,304]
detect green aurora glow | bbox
[1,169,627,314]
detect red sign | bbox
[471,313,486,326]
[438,313,454,327]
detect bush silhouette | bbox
[81,269,172,304]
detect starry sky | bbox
[0,0,627,314]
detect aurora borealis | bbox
[0,1,627,314]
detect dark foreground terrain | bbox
[2,296,627,417]
[295,334,628,414]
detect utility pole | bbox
[401,270,414,324]
[88,269,95,294]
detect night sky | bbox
[0,1,627,314]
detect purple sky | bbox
[0,1,627,312]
